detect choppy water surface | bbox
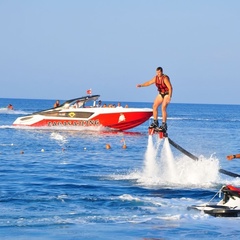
[1,98,240,239]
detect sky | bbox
[0,0,240,104]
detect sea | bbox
[1,98,240,240]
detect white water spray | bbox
[138,135,220,187]
[159,138,177,182]
[142,135,162,178]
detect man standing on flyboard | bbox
[136,66,173,132]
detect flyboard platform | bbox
[148,127,168,138]
[148,126,240,179]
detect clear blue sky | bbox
[0,0,239,104]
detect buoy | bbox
[41,149,44,152]
[122,144,127,149]
[106,144,111,149]
[84,147,87,150]
[121,138,127,149]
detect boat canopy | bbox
[60,95,100,109]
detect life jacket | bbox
[155,75,169,93]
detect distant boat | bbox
[13,95,153,131]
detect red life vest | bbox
[155,75,169,93]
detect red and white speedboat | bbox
[13,95,153,131]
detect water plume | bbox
[138,135,220,188]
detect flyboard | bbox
[148,126,168,139]
[148,125,240,178]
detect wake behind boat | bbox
[13,95,153,131]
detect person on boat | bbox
[116,102,122,108]
[7,104,14,110]
[97,100,102,107]
[73,100,81,108]
[54,100,60,108]
[136,67,172,131]
[227,154,240,160]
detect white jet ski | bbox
[189,185,240,217]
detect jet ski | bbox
[189,185,240,217]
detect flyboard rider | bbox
[136,66,172,132]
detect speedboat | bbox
[188,185,240,217]
[13,95,153,131]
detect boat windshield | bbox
[62,95,100,109]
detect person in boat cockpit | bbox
[54,100,60,108]
[136,66,172,132]
[73,100,81,108]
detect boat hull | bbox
[189,205,240,217]
[13,109,153,131]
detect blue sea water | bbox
[1,98,240,239]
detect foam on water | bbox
[0,108,29,115]
[119,194,140,201]
[2,100,240,239]
[0,125,16,129]
[50,132,68,142]
[142,135,162,178]
[115,135,223,188]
